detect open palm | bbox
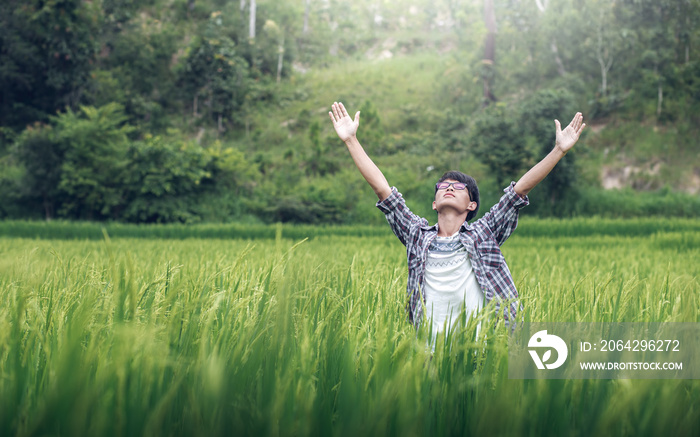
[329,102,360,142]
[555,112,586,154]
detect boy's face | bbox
[432,179,477,215]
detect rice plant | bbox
[0,220,698,436]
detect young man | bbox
[329,101,585,341]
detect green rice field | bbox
[0,218,698,436]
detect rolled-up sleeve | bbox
[376,187,427,247]
[480,181,529,246]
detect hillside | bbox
[228,41,700,223]
[258,46,700,194]
[1,0,699,223]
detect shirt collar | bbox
[421,220,472,232]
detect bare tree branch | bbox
[535,0,549,13]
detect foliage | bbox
[92,12,180,131]
[0,155,25,219]
[469,104,531,188]
[252,1,300,78]
[12,104,135,220]
[356,100,386,153]
[572,186,700,218]
[177,12,250,130]
[10,104,255,223]
[55,104,133,220]
[0,0,101,129]
[1,0,699,223]
[518,88,579,214]
[123,134,211,223]
[13,123,65,219]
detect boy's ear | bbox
[432,200,437,211]
[467,201,477,212]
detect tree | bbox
[92,10,180,131]
[123,134,212,223]
[482,0,498,106]
[0,0,101,130]
[357,100,386,153]
[534,0,567,76]
[14,123,65,219]
[303,0,311,34]
[579,0,627,106]
[470,105,531,188]
[518,88,579,212]
[305,120,339,176]
[55,103,133,220]
[178,12,250,132]
[616,0,697,120]
[251,1,302,81]
[250,0,257,39]
[593,7,614,97]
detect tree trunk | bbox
[596,50,612,96]
[447,0,461,32]
[551,40,567,76]
[535,1,565,77]
[596,14,612,96]
[600,63,607,96]
[249,0,256,39]
[482,0,497,107]
[303,0,310,34]
[43,196,52,221]
[277,40,285,83]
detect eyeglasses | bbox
[435,181,467,191]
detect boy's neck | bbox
[436,212,468,237]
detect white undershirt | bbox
[423,232,484,348]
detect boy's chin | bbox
[435,205,470,215]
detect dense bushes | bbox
[5,104,255,223]
[571,187,700,218]
[3,93,698,225]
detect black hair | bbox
[435,170,480,221]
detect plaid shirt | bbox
[376,182,529,329]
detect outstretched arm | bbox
[513,112,586,196]
[329,102,392,201]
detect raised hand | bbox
[329,102,360,142]
[555,112,586,154]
